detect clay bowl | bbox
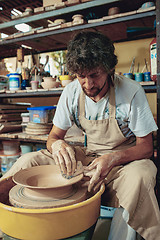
[43,77,56,83]
[41,81,60,89]
[12,165,83,189]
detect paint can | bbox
[144,72,151,82]
[123,73,134,79]
[8,73,21,91]
[134,73,143,82]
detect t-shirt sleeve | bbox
[53,86,73,130]
[129,86,158,137]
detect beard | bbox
[82,87,102,97]
[82,80,107,98]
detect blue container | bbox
[144,72,151,82]
[134,73,143,82]
[123,73,134,79]
[27,106,56,123]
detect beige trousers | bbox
[1,148,160,240]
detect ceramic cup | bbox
[134,73,144,82]
[31,80,39,90]
[143,72,151,81]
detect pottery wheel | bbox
[9,183,87,209]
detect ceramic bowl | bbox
[43,77,56,83]
[59,75,72,87]
[141,2,155,9]
[41,81,60,89]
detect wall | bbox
[114,37,157,117]
[4,37,157,116]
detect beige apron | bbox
[78,85,160,240]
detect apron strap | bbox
[108,85,116,119]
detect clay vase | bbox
[41,77,60,89]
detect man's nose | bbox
[84,77,94,89]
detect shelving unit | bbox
[0,0,156,58]
[0,0,160,203]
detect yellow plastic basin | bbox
[0,179,105,240]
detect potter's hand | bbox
[83,154,117,192]
[51,140,76,176]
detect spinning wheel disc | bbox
[9,183,87,208]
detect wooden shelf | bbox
[0,88,63,98]
[0,132,84,146]
[0,0,156,58]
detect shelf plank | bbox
[0,88,63,98]
[0,132,84,145]
[0,0,120,30]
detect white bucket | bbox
[8,73,21,90]
[2,141,20,155]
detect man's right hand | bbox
[51,140,76,176]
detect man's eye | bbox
[90,73,99,78]
[78,75,85,79]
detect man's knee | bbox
[123,160,157,187]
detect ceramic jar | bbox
[72,14,84,24]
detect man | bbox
[1,31,160,239]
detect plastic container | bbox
[134,72,143,82]
[0,156,8,176]
[27,106,56,123]
[123,73,134,79]
[8,73,21,91]
[144,72,151,82]
[92,206,116,240]
[21,112,30,124]
[2,141,20,155]
[20,144,33,154]
[150,38,157,81]
[0,152,21,175]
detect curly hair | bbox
[66,31,118,75]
